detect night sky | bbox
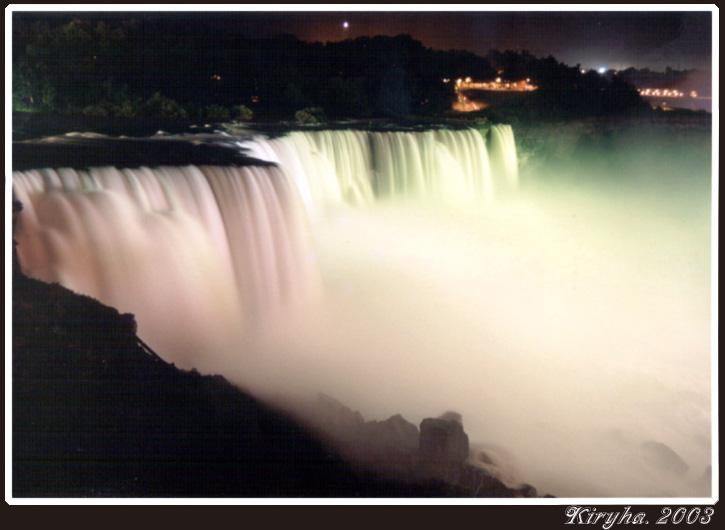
[224,10,713,72]
[13,8,714,72]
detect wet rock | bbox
[419,417,470,464]
[309,393,366,442]
[470,444,521,486]
[364,414,419,452]
[513,483,538,498]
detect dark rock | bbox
[419,417,470,464]
[307,392,366,443]
[280,394,420,456]
[469,444,522,486]
[11,272,461,498]
[458,465,519,498]
[513,483,538,498]
[12,135,272,171]
[475,449,495,466]
[364,414,419,452]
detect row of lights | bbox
[637,88,697,98]
[581,68,618,75]
[450,77,536,91]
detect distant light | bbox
[443,78,450,83]
[581,69,586,74]
[598,67,607,74]
[343,21,349,29]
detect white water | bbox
[12,163,320,368]
[236,126,513,209]
[12,125,712,498]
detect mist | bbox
[230,124,713,497]
[12,122,713,498]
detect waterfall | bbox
[12,126,517,367]
[488,124,519,192]
[237,125,515,209]
[11,123,713,497]
[12,163,321,369]
[12,126,519,368]
[12,124,518,370]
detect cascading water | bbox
[12,126,508,368]
[488,124,519,192]
[12,123,711,498]
[236,126,511,208]
[12,162,320,370]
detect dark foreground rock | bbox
[419,417,470,464]
[12,270,476,498]
[274,395,544,498]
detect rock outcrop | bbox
[419,417,470,464]
[277,396,543,498]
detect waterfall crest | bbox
[238,125,516,210]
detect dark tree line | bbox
[12,16,647,121]
[491,54,649,121]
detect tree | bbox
[378,65,413,117]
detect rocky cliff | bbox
[12,268,458,497]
